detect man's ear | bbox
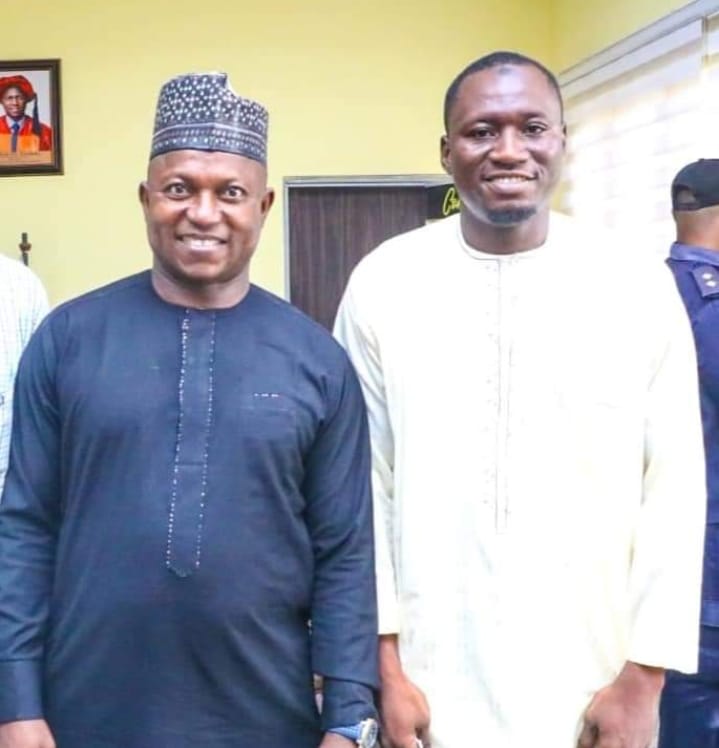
[440,134,451,175]
[260,187,275,222]
[138,181,149,209]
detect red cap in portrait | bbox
[0,75,36,100]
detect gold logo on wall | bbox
[442,186,461,216]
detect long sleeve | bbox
[0,262,49,495]
[15,266,48,348]
[28,274,50,334]
[334,275,400,635]
[304,355,378,728]
[0,320,61,720]
[628,283,706,673]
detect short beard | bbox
[485,206,537,226]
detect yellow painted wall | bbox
[0,0,553,304]
[554,0,689,71]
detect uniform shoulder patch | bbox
[691,265,719,298]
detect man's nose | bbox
[490,128,528,163]
[187,192,221,225]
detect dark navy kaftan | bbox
[0,272,378,748]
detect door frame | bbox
[283,174,451,299]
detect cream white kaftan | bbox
[334,212,706,747]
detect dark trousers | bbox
[659,673,719,748]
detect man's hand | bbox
[577,661,665,748]
[0,720,55,748]
[379,673,430,748]
[378,635,430,748]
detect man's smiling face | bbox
[140,149,274,300]
[441,63,565,230]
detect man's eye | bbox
[165,183,188,197]
[470,127,494,139]
[525,123,548,136]
[223,186,245,199]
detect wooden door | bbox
[287,178,449,330]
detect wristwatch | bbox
[329,718,379,747]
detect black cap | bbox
[671,159,719,211]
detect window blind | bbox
[559,2,719,256]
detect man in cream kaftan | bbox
[336,211,705,746]
[335,53,706,748]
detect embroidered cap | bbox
[150,72,268,164]
[672,159,719,211]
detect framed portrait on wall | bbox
[0,59,62,176]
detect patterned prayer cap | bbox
[150,72,268,164]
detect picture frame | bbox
[0,59,62,176]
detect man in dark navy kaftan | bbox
[0,73,378,748]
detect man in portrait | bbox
[0,75,53,156]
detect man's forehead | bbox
[149,149,265,178]
[454,65,561,116]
